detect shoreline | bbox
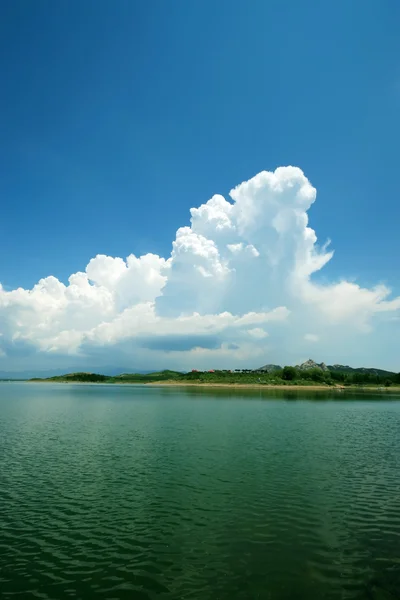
[24,380,400,392]
[146,382,400,391]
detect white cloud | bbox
[304,333,319,343]
[0,166,399,371]
[247,328,269,339]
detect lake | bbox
[1,383,399,599]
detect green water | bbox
[1,384,400,599]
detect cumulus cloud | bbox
[0,166,399,371]
[247,328,269,339]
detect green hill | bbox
[31,370,183,384]
[30,363,400,387]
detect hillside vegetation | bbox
[30,362,400,387]
[30,370,182,384]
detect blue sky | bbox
[0,0,399,373]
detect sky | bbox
[0,0,399,374]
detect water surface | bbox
[1,383,400,599]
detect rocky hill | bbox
[255,359,396,376]
[255,364,282,373]
[296,359,329,372]
[327,364,395,377]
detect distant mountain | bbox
[254,364,282,373]
[327,364,396,377]
[296,359,329,372]
[255,359,397,376]
[297,360,396,376]
[1,360,397,382]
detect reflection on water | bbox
[1,383,399,599]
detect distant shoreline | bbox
[23,363,400,389]
[146,382,400,391]
[147,381,338,390]
[27,380,400,392]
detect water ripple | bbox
[1,384,400,599]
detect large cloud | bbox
[1,166,399,371]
